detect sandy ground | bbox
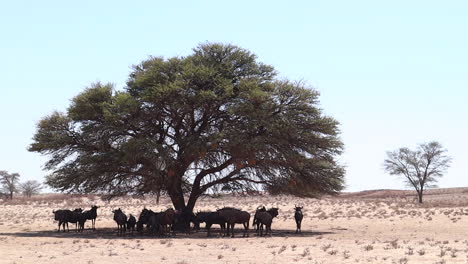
[1,189,468,264]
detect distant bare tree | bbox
[384,141,451,203]
[20,180,43,198]
[0,170,21,199]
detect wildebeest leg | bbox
[228,223,233,237]
[206,223,212,237]
[224,223,229,237]
[230,223,235,238]
[218,223,225,237]
[158,224,164,237]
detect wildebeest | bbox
[158,208,176,236]
[136,208,151,232]
[83,205,99,230]
[112,208,127,236]
[195,211,226,237]
[255,208,279,236]
[294,206,303,233]
[127,214,136,234]
[217,207,250,238]
[253,206,266,234]
[137,208,160,235]
[53,208,85,232]
[136,208,176,236]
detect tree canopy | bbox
[0,170,20,199]
[29,43,345,210]
[384,141,451,203]
[20,180,43,198]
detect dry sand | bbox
[1,188,468,264]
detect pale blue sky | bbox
[1,1,466,192]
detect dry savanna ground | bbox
[2,188,468,264]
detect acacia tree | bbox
[0,170,20,199]
[29,43,345,211]
[20,180,43,198]
[384,141,451,203]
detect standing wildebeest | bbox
[217,207,250,238]
[253,206,266,234]
[294,206,303,233]
[136,208,151,232]
[195,211,226,237]
[127,214,136,234]
[83,205,99,230]
[158,208,176,236]
[255,208,279,236]
[53,209,69,232]
[112,208,127,236]
[137,208,160,235]
[53,208,85,232]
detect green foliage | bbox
[29,43,345,209]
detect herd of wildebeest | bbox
[52,205,304,238]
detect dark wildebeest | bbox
[53,209,69,232]
[294,206,303,233]
[255,208,279,236]
[112,208,127,236]
[158,208,176,236]
[217,207,250,238]
[83,205,99,230]
[127,214,136,234]
[253,206,266,235]
[137,208,160,235]
[136,208,151,232]
[53,208,85,232]
[195,211,226,237]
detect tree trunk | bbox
[417,190,423,203]
[9,191,13,200]
[186,191,199,212]
[186,182,201,212]
[168,189,185,210]
[156,189,161,205]
[167,175,186,210]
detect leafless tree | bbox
[384,141,451,203]
[20,180,43,198]
[0,170,20,199]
